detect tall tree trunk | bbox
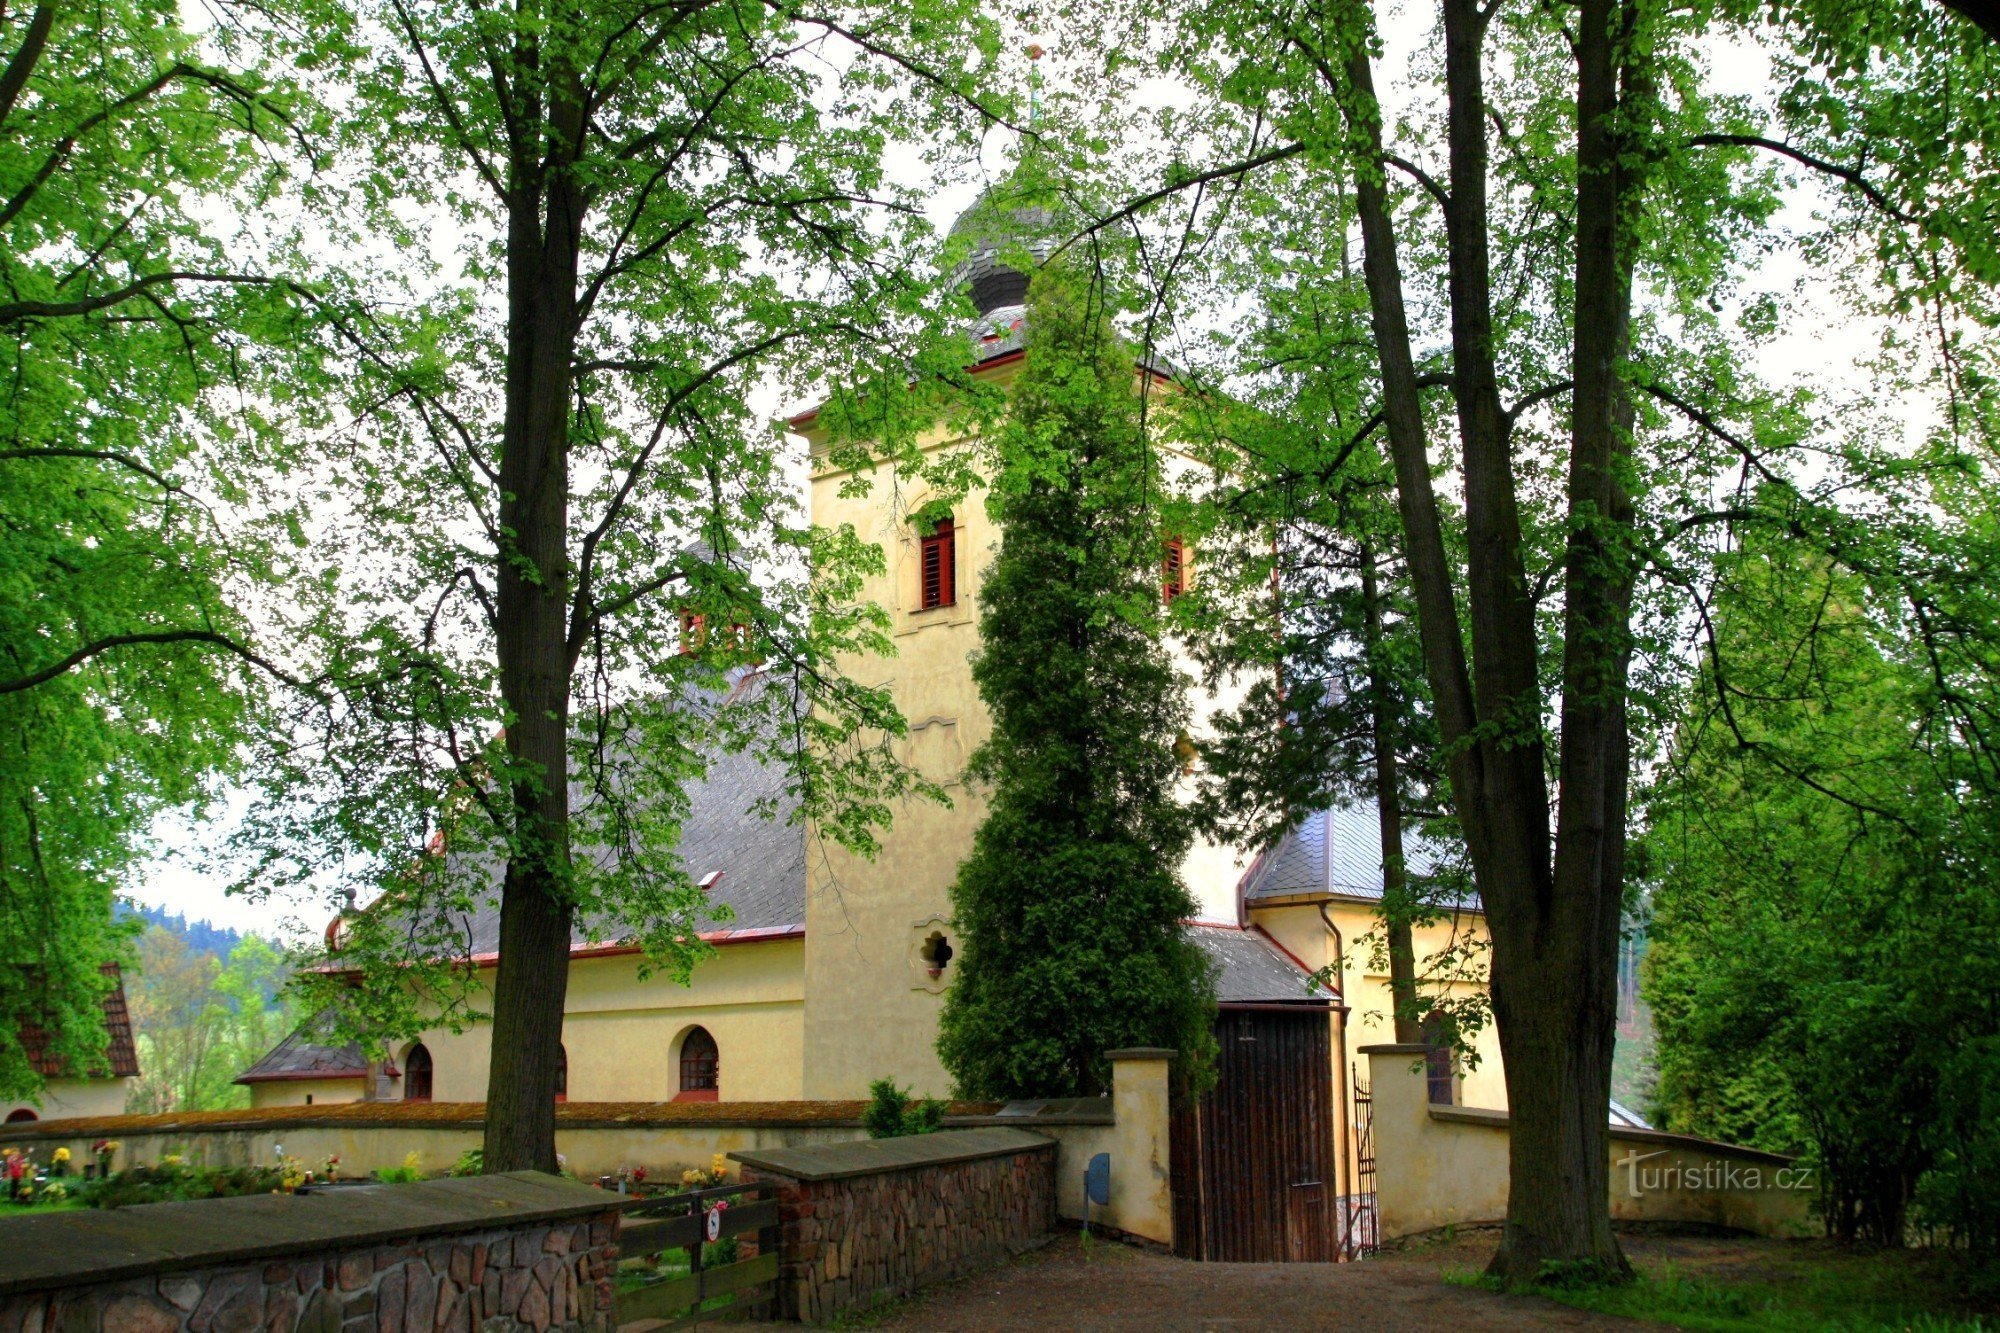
[1359,541,1419,1044]
[1338,0,1635,1277]
[483,54,589,1175]
[1487,0,1644,1279]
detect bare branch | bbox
[0,446,179,489]
[0,271,282,324]
[0,630,303,695]
[1683,134,1914,225]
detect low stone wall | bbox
[733,1127,1057,1324]
[1362,1044,1816,1241]
[0,1172,619,1332]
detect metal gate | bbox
[1170,1005,1339,1262]
[1340,1061,1378,1258]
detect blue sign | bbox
[1084,1152,1111,1207]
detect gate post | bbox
[1360,1042,1441,1241]
[1105,1047,1175,1247]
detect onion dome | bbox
[946,189,1057,317]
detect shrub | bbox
[448,1147,484,1178]
[84,1161,285,1209]
[863,1078,944,1139]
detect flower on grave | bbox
[631,1166,648,1184]
[52,1148,69,1164]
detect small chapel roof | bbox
[1185,923,1331,1006]
[1239,803,1475,909]
[235,1009,368,1085]
[16,963,140,1081]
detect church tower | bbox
[793,182,1253,1099]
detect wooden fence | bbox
[614,1182,779,1328]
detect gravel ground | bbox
[849,1228,1652,1331]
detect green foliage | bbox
[862,1078,944,1139]
[126,929,299,1113]
[241,0,1004,1104]
[0,0,307,1102]
[84,1161,287,1209]
[935,264,1217,1099]
[1643,525,2000,1255]
[447,1147,485,1178]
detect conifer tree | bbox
[936,264,1216,1099]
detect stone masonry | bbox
[734,1127,1057,1324]
[0,1173,618,1333]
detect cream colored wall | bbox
[381,939,806,1105]
[1100,1049,1174,1245]
[1261,897,1504,1109]
[0,1076,133,1123]
[1361,1044,1813,1241]
[801,425,990,1099]
[0,1120,871,1185]
[247,1078,367,1110]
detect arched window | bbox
[919,516,955,610]
[677,1026,719,1100]
[403,1042,433,1102]
[4,1108,36,1123]
[554,1044,568,1104]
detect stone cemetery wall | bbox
[0,1172,618,1333]
[733,1127,1057,1324]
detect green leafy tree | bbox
[127,929,300,1113]
[936,264,1217,1099]
[0,0,310,1097]
[253,0,1004,1171]
[1180,205,1481,1050]
[1644,527,2000,1253]
[1045,0,2000,1277]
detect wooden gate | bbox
[1170,1005,1339,1262]
[615,1182,780,1327]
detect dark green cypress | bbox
[936,265,1217,1099]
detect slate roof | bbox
[376,672,807,960]
[235,1009,368,1084]
[19,963,139,1080]
[1186,923,1330,1006]
[1240,802,1474,908]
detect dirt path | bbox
[853,1230,1651,1331]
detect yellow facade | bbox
[246,1077,366,1110]
[1,1075,134,1123]
[250,938,807,1111]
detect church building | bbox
[237,191,1503,1174]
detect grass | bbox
[1444,1242,1996,1332]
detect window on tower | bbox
[1162,538,1189,603]
[919,516,956,610]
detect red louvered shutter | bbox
[921,517,955,609]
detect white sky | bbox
[122,11,1937,938]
